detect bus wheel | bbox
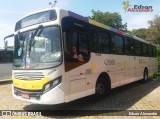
[143,69,148,82]
[95,79,107,100]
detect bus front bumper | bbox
[12,84,65,105]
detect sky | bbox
[0,0,159,48]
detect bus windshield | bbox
[13,26,61,69]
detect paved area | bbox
[0,63,12,79]
[0,79,159,119]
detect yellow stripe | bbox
[91,62,96,73]
[89,19,110,30]
[13,77,50,90]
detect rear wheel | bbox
[143,69,148,82]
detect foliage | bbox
[129,15,160,45]
[7,46,14,49]
[152,45,160,79]
[130,28,149,40]
[147,15,160,44]
[88,10,127,31]
[35,40,45,48]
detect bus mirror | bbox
[5,41,8,51]
[4,34,14,51]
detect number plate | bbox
[21,93,30,99]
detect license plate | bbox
[21,93,30,99]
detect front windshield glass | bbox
[13,26,61,69]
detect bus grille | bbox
[13,72,45,80]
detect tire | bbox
[143,69,148,82]
[94,79,107,100]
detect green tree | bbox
[88,10,127,31]
[7,46,14,49]
[147,15,160,79]
[147,15,160,44]
[129,28,148,40]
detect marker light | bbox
[43,76,62,93]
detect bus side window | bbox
[148,45,153,57]
[78,33,89,61]
[71,32,78,47]
[0,50,13,63]
[64,30,90,71]
[92,30,110,54]
[111,34,124,55]
[134,40,142,56]
[153,46,157,57]
[125,38,134,55]
[142,43,148,57]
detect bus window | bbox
[134,41,142,56]
[148,45,153,57]
[93,30,110,54]
[142,43,148,57]
[93,31,101,53]
[71,32,78,46]
[125,38,134,55]
[102,32,110,53]
[78,33,89,57]
[111,34,124,55]
[153,46,157,57]
[0,50,13,63]
[64,31,90,71]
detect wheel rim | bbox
[96,82,105,95]
[144,72,147,81]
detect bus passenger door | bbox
[63,25,90,101]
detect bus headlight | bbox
[44,84,50,91]
[43,76,62,93]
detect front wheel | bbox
[95,79,107,100]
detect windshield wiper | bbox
[32,25,43,39]
[29,25,43,53]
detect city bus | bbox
[7,8,157,104]
[0,49,13,79]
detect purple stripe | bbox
[69,11,89,23]
[110,28,119,32]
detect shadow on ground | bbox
[0,80,12,85]
[23,79,160,117]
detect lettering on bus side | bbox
[104,59,115,66]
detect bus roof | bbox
[68,10,151,44]
[18,8,153,45]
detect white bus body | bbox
[12,8,157,104]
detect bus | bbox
[0,49,13,80]
[7,8,157,104]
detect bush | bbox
[152,45,160,79]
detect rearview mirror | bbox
[5,41,8,51]
[4,34,14,51]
